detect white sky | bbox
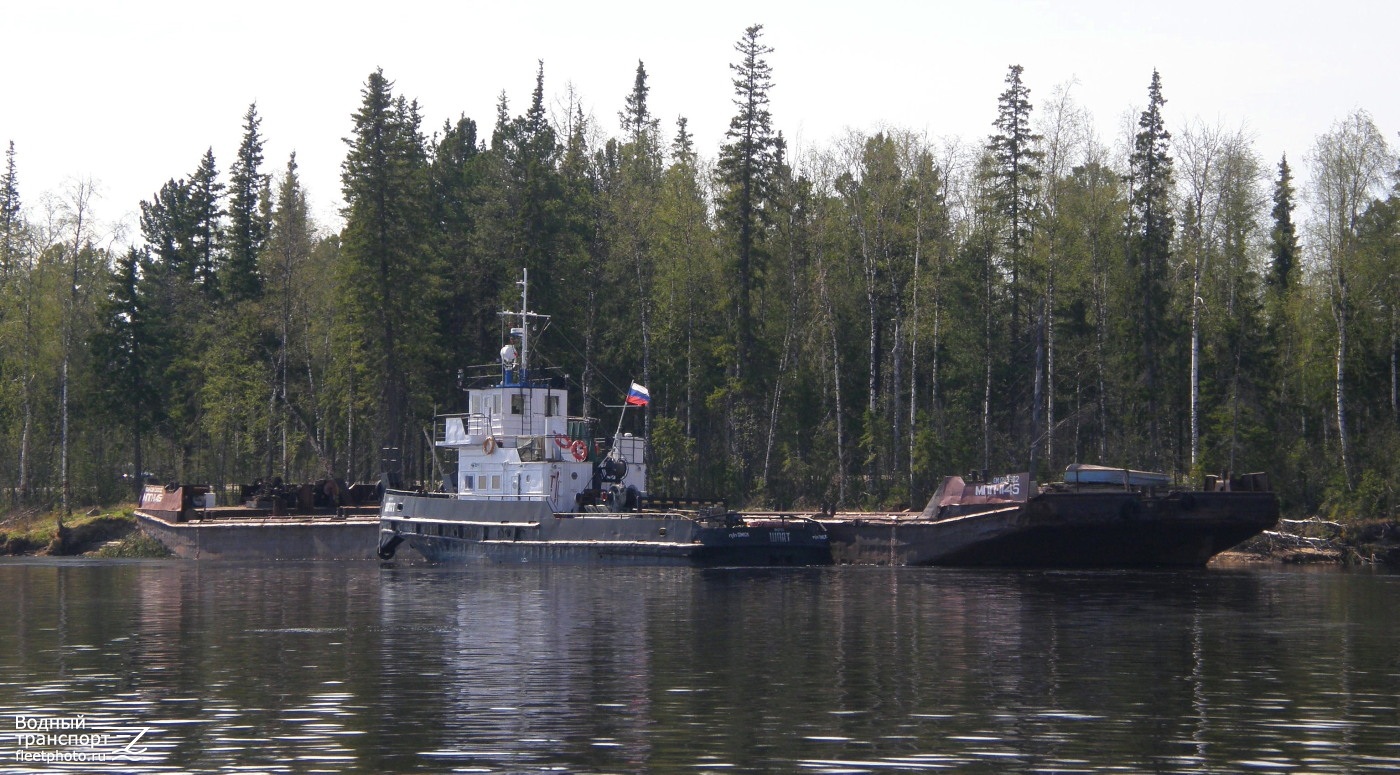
[7,0,1398,242]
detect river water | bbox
[1,559,1398,773]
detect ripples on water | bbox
[1,559,1398,773]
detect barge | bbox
[135,482,381,560]
[823,466,1279,567]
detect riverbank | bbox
[1220,517,1400,566]
[0,506,169,557]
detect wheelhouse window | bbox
[511,394,526,415]
[471,394,502,415]
[545,395,559,417]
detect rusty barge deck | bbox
[136,508,382,560]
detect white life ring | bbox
[570,439,588,462]
[483,436,497,455]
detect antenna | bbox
[517,268,530,375]
[498,268,550,386]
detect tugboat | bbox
[376,270,830,566]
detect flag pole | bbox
[613,401,628,444]
[615,383,647,455]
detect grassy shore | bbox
[0,505,170,557]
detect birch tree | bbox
[1308,110,1391,488]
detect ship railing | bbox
[385,488,548,504]
[731,511,831,529]
[435,413,497,445]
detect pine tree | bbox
[1126,69,1175,463]
[225,102,270,303]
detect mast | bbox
[517,268,530,377]
[501,268,549,386]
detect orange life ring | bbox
[570,439,588,462]
[483,436,497,455]
[554,434,572,449]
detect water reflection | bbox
[0,560,1397,773]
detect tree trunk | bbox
[18,376,30,506]
[1028,308,1045,479]
[132,426,144,501]
[1229,346,1242,474]
[931,269,941,435]
[909,236,921,504]
[762,317,796,491]
[346,368,354,482]
[61,358,69,514]
[1095,250,1108,462]
[18,262,33,505]
[868,287,882,488]
[1189,259,1202,471]
[1045,254,1055,470]
[818,255,847,505]
[1334,268,1353,489]
[1392,305,1398,425]
[891,316,904,479]
[982,240,993,473]
[633,248,653,443]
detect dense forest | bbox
[1,25,1397,519]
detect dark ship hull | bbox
[378,491,832,566]
[824,469,1280,568]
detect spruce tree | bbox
[340,68,433,480]
[429,115,496,387]
[189,149,224,299]
[265,153,319,477]
[671,116,695,164]
[139,166,216,479]
[1267,154,1298,292]
[620,60,660,149]
[714,24,781,496]
[490,63,565,304]
[226,102,270,303]
[1126,69,1174,463]
[986,64,1043,333]
[91,247,157,497]
[716,23,778,382]
[985,64,1044,472]
[1,141,19,277]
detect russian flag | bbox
[625,382,651,406]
